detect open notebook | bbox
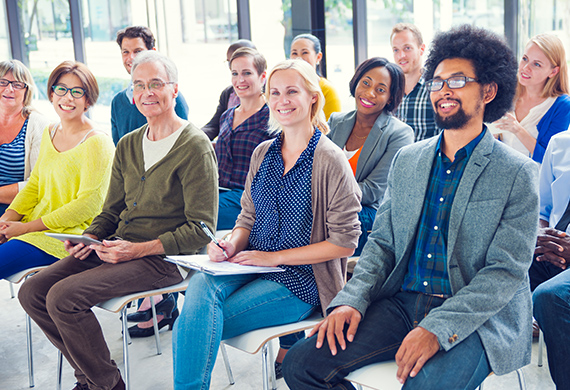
[165,255,284,276]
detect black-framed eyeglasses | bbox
[133,80,175,93]
[425,76,478,92]
[52,85,86,99]
[0,79,27,90]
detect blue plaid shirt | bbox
[402,128,487,295]
[215,104,278,189]
[396,76,441,142]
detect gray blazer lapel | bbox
[447,131,494,260]
[355,112,390,180]
[329,111,356,149]
[399,137,439,250]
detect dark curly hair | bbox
[424,24,517,123]
[349,57,405,114]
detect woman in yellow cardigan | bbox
[290,33,342,120]
[0,61,114,279]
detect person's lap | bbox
[283,291,491,390]
[0,240,58,279]
[532,266,570,389]
[354,206,376,257]
[173,272,315,389]
[217,189,244,230]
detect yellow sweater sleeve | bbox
[320,77,342,120]
[41,135,115,230]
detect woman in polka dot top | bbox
[173,59,362,389]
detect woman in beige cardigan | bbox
[173,59,361,389]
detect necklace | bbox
[352,133,368,140]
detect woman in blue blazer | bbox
[493,33,570,163]
[328,57,413,255]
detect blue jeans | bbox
[0,240,58,279]
[217,189,244,230]
[0,203,8,215]
[283,291,491,390]
[172,273,315,390]
[532,261,570,389]
[355,206,376,256]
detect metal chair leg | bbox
[9,281,15,298]
[538,330,544,367]
[267,341,276,390]
[261,343,269,390]
[56,350,63,390]
[516,368,526,390]
[26,311,34,388]
[219,343,235,385]
[121,306,130,390]
[149,296,162,355]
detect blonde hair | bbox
[518,34,569,99]
[391,23,423,47]
[265,59,329,134]
[0,60,36,118]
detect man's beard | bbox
[434,101,471,130]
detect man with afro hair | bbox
[283,24,539,390]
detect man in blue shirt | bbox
[110,26,189,144]
[530,130,570,389]
[283,25,539,390]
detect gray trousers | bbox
[18,252,182,390]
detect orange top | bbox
[348,146,362,176]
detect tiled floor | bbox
[0,280,555,390]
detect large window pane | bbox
[519,0,570,62]
[19,0,75,122]
[0,2,9,59]
[367,0,504,63]
[82,0,131,131]
[325,0,354,111]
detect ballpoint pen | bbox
[200,221,229,259]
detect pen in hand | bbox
[200,221,229,259]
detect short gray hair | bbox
[131,50,178,83]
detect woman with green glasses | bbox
[0,60,114,279]
[0,60,50,215]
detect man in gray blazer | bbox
[283,25,539,390]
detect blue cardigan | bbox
[534,94,570,163]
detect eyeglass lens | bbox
[0,79,27,89]
[53,85,85,99]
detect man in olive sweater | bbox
[19,51,217,390]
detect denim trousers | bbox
[172,273,315,390]
[217,189,244,230]
[531,260,570,388]
[283,291,491,390]
[18,252,182,390]
[355,206,377,257]
[0,240,58,279]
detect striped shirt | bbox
[402,128,486,295]
[250,129,321,306]
[396,77,441,142]
[0,119,28,186]
[215,104,278,189]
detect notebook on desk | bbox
[165,255,284,276]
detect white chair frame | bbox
[5,266,49,388]
[95,272,193,390]
[220,312,322,390]
[345,361,527,390]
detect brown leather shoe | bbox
[112,376,125,390]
